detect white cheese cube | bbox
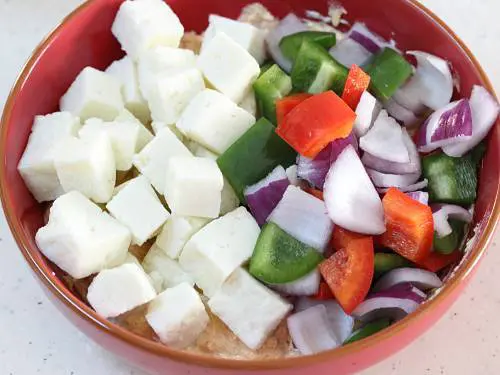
[35,191,131,279]
[239,90,257,117]
[105,56,151,124]
[54,133,116,203]
[146,68,205,125]
[115,108,154,151]
[177,89,255,154]
[79,118,139,171]
[179,207,260,297]
[186,141,219,160]
[87,263,157,318]
[203,15,267,64]
[132,127,192,194]
[198,32,260,103]
[164,156,223,218]
[107,176,170,245]
[146,283,209,348]
[142,244,194,292]
[155,215,210,259]
[111,0,184,61]
[60,67,124,121]
[208,268,292,350]
[18,112,81,202]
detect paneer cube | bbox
[142,244,194,292]
[111,0,184,61]
[35,191,131,279]
[79,118,139,171]
[186,140,219,160]
[107,176,170,245]
[155,215,210,259]
[18,112,81,202]
[132,127,192,194]
[176,89,255,154]
[105,56,151,124]
[208,268,292,350]
[114,108,154,151]
[198,33,260,103]
[239,90,257,117]
[60,67,124,121]
[164,156,223,218]
[87,263,157,318]
[146,283,208,348]
[203,15,267,64]
[179,207,260,297]
[54,132,115,203]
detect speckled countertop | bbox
[1,0,499,374]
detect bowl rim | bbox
[1,0,499,370]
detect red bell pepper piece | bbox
[416,251,462,272]
[331,226,367,250]
[304,186,324,201]
[276,93,312,126]
[379,188,434,263]
[341,64,371,110]
[276,91,356,158]
[313,281,335,300]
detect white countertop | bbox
[1,1,499,374]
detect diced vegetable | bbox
[353,91,381,137]
[373,267,442,292]
[416,250,462,272]
[366,169,419,189]
[379,188,434,263]
[406,191,429,205]
[305,187,324,201]
[276,93,312,125]
[348,23,392,53]
[344,319,391,344]
[377,179,428,194]
[280,31,337,62]
[432,204,472,238]
[341,65,371,110]
[385,98,419,126]
[352,296,420,323]
[270,269,321,296]
[276,91,356,158]
[433,219,465,254]
[374,253,412,276]
[249,222,324,284]
[369,282,426,302]
[217,117,296,201]
[330,38,372,68]
[313,281,335,300]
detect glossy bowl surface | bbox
[1,0,499,374]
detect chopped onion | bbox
[360,110,410,163]
[385,98,419,126]
[377,179,428,193]
[432,204,472,238]
[353,91,382,137]
[443,85,500,157]
[285,164,300,186]
[406,191,429,205]
[373,267,443,292]
[296,298,354,343]
[352,296,420,323]
[330,38,373,68]
[368,282,427,303]
[245,166,289,226]
[297,133,358,189]
[366,169,420,188]
[287,305,340,355]
[324,145,385,234]
[271,269,320,296]
[392,78,426,114]
[266,14,308,73]
[268,185,333,251]
[348,23,395,53]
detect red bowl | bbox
[1,0,499,374]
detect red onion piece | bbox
[354,91,382,137]
[393,78,427,115]
[385,98,419,126]
[406,191,429,205]
[348,23,396,53]
[352,296,420,323]
[329,38,372,68]
[373,267,443,292]
[366,169,420,188]
[377,179,428,194]
[324,145,385,235]
[368,282,426,303]
[432,204,472,238]
[349,30,380,54]
[271,269,320,296]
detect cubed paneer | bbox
[107,176,170,246]
[179,207,260,297]
[176,89,255,154]
[105,56,151,124]
[79,118,139,171]
[186,140,219,160]
[87,263,157,318]
[142,244,194,292]
[239,90,257,117]
[164,156,224,218]
[202,15,267,64]
[198,32,260,103]
[54,132,115,203]
[155,215,210,259]
[208,268,292,350]
[111,0,184,61]
[145,68,205,124]
[60,67,124,121]
[114,108,154,151]
[18,112,81,202]
[35,191,131,279]
[132,127,192,194]
[146,283,209,348]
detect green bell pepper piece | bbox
[374,253,412,277]
[260,60,274,76]
[344,319,391,344]
[364,47,412,101]
[217,118,297,201]
[280,31,337,62]
[433,219,465,254]
[249,222,324,284]
[291,40,348,95]
[253,64,292,124]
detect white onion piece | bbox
[385,98,419,126]
[352,297,420,323]
[271,269,320,296]
[353,91,382,137]
[377,179,428,193]
[366,169,420,188]
[296,298,354,344]
[324,145,385,234]
[266,14,308,73]
[432,204,472,238]
[268,185,333,252]
[330,38,372,67]
[443,85,500,157]
[348,23,397,52]
[393,78,426,114]
[373,267,443,292]
[287,305,340,355]
[406,191,429,205]
[360,110,410,163]
[285,164,300,186]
